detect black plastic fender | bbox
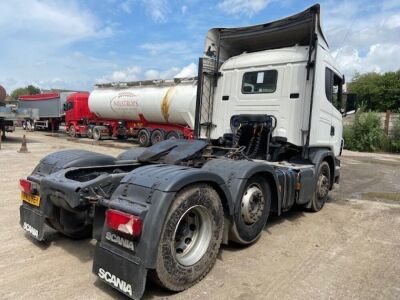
[308,148,336,189]
[30,149,117,178]
[202,158,282,215]
[108,164,230,269]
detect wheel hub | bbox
[173,206,212,266]
[241,184,265,225]
[317,174,329,199]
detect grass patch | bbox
[362,192,400,201]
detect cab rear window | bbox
[242,70,277,94]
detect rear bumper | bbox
[93,243,147,300]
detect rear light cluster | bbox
[19,179,32,194]
[106,209,142,237]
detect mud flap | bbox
[19,204,46,241]
[93,244,147,300]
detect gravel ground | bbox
[0,129,399,300]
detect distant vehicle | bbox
[65,89,193,146]
[0,85,38,137]
[18,92,74,131]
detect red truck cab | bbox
[64,92,93,137]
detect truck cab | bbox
[64,92,93,136]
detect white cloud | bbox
[333,43,400,76]
[140,41,192,56]
[320,0,400,79]
[175,63,197,78]
[181,5,188,15]
[120,0,134,14]
[145,0,170,23]
[97,67,142,83]
[0,0,112,43]
[218,0,271,17]
[97,63,197,83]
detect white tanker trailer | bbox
[70,79,197,146]
[89,79,197,127]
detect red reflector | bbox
[19,179,32,194]
[106,209,142,237]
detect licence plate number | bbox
[21,191,41,207]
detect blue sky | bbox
[0,0,399,93]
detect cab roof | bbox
[204,4,328,62]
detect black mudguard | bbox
[20,149,119,240]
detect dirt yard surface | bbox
[1,129,399,300]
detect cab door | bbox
[325,67,344,156]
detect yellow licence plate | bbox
[21,191,41,207]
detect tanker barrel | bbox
[88,80,198,129]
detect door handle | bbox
[330,126,335,136]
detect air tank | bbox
[89,80,197,128]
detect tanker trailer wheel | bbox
[138,128,151,147]
[230,176,271,245]
[150,129,165,145]
[166,130,184,140]
[87,126,94,139]
[306,161,331,212]
[93,126,102,141]
[152,184,224,291]
[69,125,77,138]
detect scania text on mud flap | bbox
[19,4,350,299]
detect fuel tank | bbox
[88,79,197,128]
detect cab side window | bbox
[242,70,277,94]
[325,67,343,109]
[64,102,73,111]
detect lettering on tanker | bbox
[110,92,138,114]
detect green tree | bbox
[347,70,400,112]
[11,85,41,99]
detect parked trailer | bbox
[65,88,194,146]
[0,85,39,138]
[19,5,352,299]
[18,92,74,131]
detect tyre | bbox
[138,129,151,147]
[69,125,76,138]
[93,126,102,141]
[150,129,165,145]
[166,130,184,140]
[153,184,224,291]
[87,126,94,139]
[306,161,331,212]
[230,176,271,244]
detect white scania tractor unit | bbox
[19,5,351,299]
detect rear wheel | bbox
[87,126,93,139]
[166,130,184,140]
[138,129,151,147]
[230,176,271,244]
[307,161,331,212]
[153,184,224,291]
[93,126,102,140]
[150,129,165,145]
[69,125,76,138]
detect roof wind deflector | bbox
[204,4,328,62]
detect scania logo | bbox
[23,222,39,238]
[98,268,132,297]
[105,231,135,251]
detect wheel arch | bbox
[248,171,279,214]
[308,148,336,189]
